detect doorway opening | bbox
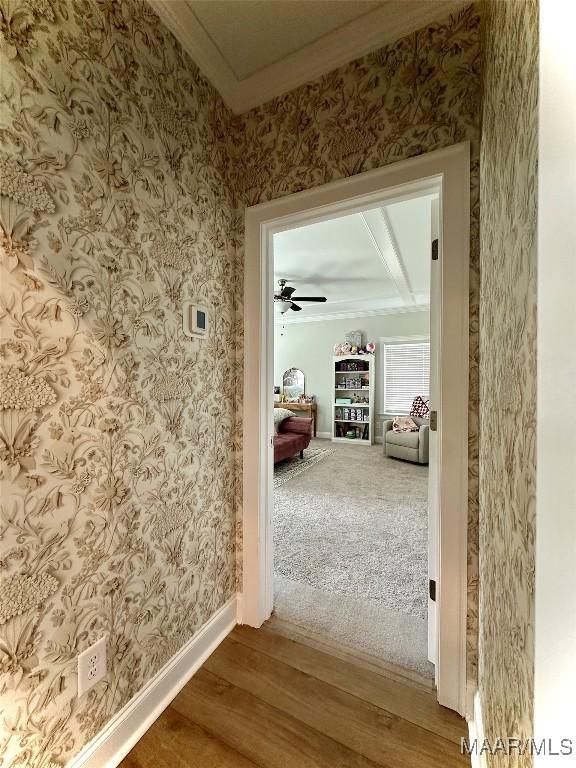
[242,144,470,715]
[271,197,435,682]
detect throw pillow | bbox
[410,395,430,419]
[273,408,294,434]
[392,416,419,432]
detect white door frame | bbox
[242,143,470,715]
[428,194,441,670]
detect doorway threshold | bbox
[269,577,434,689]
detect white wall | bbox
[534,1,576,763]
[274,310,429,436]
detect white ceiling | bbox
[148,0,468,113]
[273,194,436,324]
[191,1,382,81]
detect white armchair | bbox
[383,416,429,464]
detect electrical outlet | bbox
[78,635,107,696]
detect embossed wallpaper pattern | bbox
[0,1,237,765]
[479,0,538,763]
[0,2,485,765]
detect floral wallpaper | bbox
[231,3,482,685]
[0,1,488,764]
[479,0,538,763]
[0,1,237,766]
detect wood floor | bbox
[120,625,469,768]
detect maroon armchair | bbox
[274,416,313,464]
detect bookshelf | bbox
[332,355,374,444]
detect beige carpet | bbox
[272,439,434,679]
[274,445,335,488]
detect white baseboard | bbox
[466,690,487,768]
[67,594,239,768]
[316,432,383,442]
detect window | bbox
[383,341,430,414]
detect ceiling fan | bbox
[274,279,327,314]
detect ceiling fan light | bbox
[276,300,291,314]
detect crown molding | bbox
[147,1,238,98]
[148,0,468,114]
[274,303,429,325]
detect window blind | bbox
[383,342,430,414]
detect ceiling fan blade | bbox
[290,296,327,302]
[281,286,296,298]
[290,303,302,311]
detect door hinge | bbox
[429,410,438,431]
[429,579,436,602]
[431,238,439,261]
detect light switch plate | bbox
[78,635,107,697]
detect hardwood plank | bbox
[232,624,465,745]
[172,667,382,768]
[265,615,435,691]
[204,636,467,768]
[118,706,259,768]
